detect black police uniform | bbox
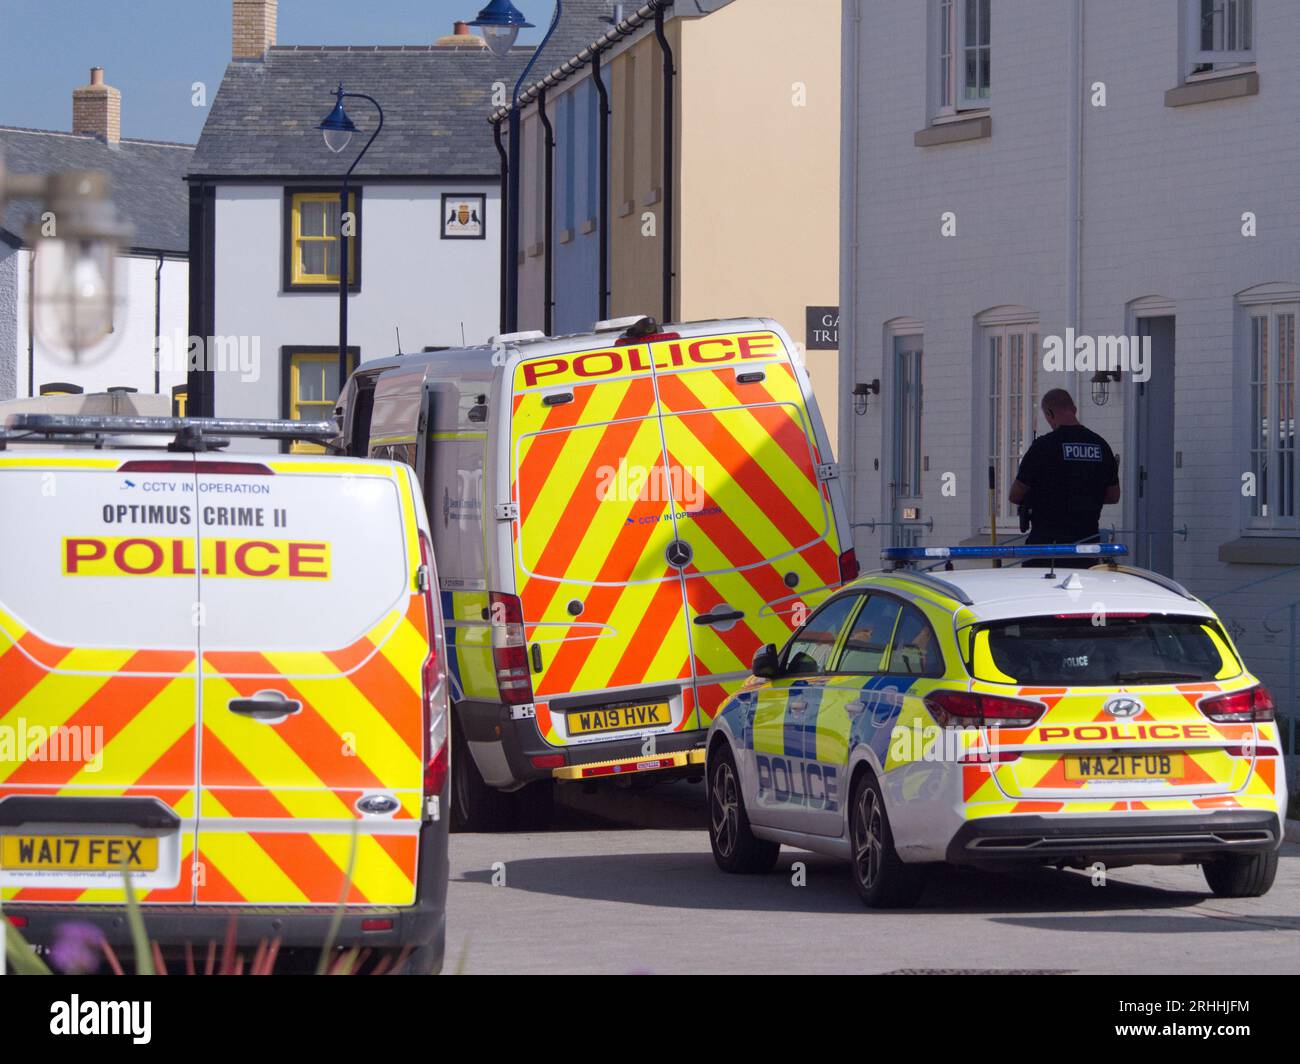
[1014,424,1118,568]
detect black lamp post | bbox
[471,0,562,334]
[319,83,384,385]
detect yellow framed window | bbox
[287,351,355,453]
[290,191,357,286]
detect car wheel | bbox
[450,714,514,833]
[708,744,779,874]
[848,770,927,908]
[1202,850,1278,898]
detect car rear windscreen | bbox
[966,614,1240,686]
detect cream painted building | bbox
[495,0,843,447]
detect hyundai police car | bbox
[706,545,1287,907]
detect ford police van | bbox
[0,414,450,973]
[707,545,1288,907]
[334,317,855,831]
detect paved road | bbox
[445,791,1300,974]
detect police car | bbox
[706,545,1287,907]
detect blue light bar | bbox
[881,544,1128,562]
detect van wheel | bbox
[708,744,779,874]
[848,770,927,908]
[450,717,513,833]
[1202,851,1278,898]
[509,780,555,831]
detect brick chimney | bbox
[233,0,277,60]
[72,67,121,144]
[435,21,487,49]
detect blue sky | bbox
[0,0,559,143]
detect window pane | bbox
[325,241,340,279]
[298,361,325,402]
[784,595,862,676]
[1280,313,1295,517]
[299,200,325,237]
[837,595,903,675]
[300,240,326,276]
[886,607,943,676]
[1252,316,1269,519]
[323,200,341,238]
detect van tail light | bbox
[1198,685,1275,724]
[838,549,860,584]
[118,460,275,475]
[924,690,1046,728]
[418,533,448,797]
[490,591,534,706]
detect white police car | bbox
[705,545,1287,907]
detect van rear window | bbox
[965,614,1239,686]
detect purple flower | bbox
[49,921,105,975]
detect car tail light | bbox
[119,460,274,475]
[924,690,1046,727]
[490,591,534,706]
[1225,743,1281,758]
[1198,685,1275,723]
[1053,612,1149,619]
[838,548,860,583]
[418,533,449,797]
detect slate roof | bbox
[0,127,193,255]
[188,1,620,180]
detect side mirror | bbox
[752,643,781,680]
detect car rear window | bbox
[965,614,1240,686]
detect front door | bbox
[1133,316,1176,574]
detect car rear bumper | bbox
[6,802,449,963]
[946,809,1283,865]
[458,698,708,787]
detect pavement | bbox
[444,790,1300,975]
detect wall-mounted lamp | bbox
[852,379,880,416]
[1090,368,1122,406]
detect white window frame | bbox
[934,0,991,118]
[1240,295,1298,534]
[980,316,1040,527]
[1185,0,1255,76]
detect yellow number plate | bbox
[1065,753,1185,782]
[567,702,672,736]
[0,835,159,872]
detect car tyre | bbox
[848,770,927,908]
[708,743,779,874]
[1202,850,1278,898]
[450,713,514,833]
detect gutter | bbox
[592,50,610,320]
[493,120,509,330]
[488,0,674,125]
[539,90,555,335]
[153,253,163,394]
[653,7,676,320]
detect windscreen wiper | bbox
[1112,670,1203,683]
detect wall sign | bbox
[442,193,486,240]
[806,306,839,350]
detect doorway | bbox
[1132,316,1175,574]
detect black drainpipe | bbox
[153,253,164,394]
[654,8,676,322]
[592,50,611,322]
[539,90,555,336]
[26,249,34,397]
[493,120,509,334]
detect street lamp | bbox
[469,0,535,58]
[0,154,132,363]
[318,83,384,386]
[473,0,560,333]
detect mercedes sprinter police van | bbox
[334,317,855,832]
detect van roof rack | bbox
[0,414,337,453]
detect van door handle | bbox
[228,691,301,722]
[845,701,866,717]
[694,610,745,626]
[788,698,809,715]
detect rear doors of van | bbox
[508,324,848,751]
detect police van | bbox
[0,414,449,973]
[334,317,855,831]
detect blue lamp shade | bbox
[469,0,534,57]
[319,88,358,154]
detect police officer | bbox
[1008,389,1119,568]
